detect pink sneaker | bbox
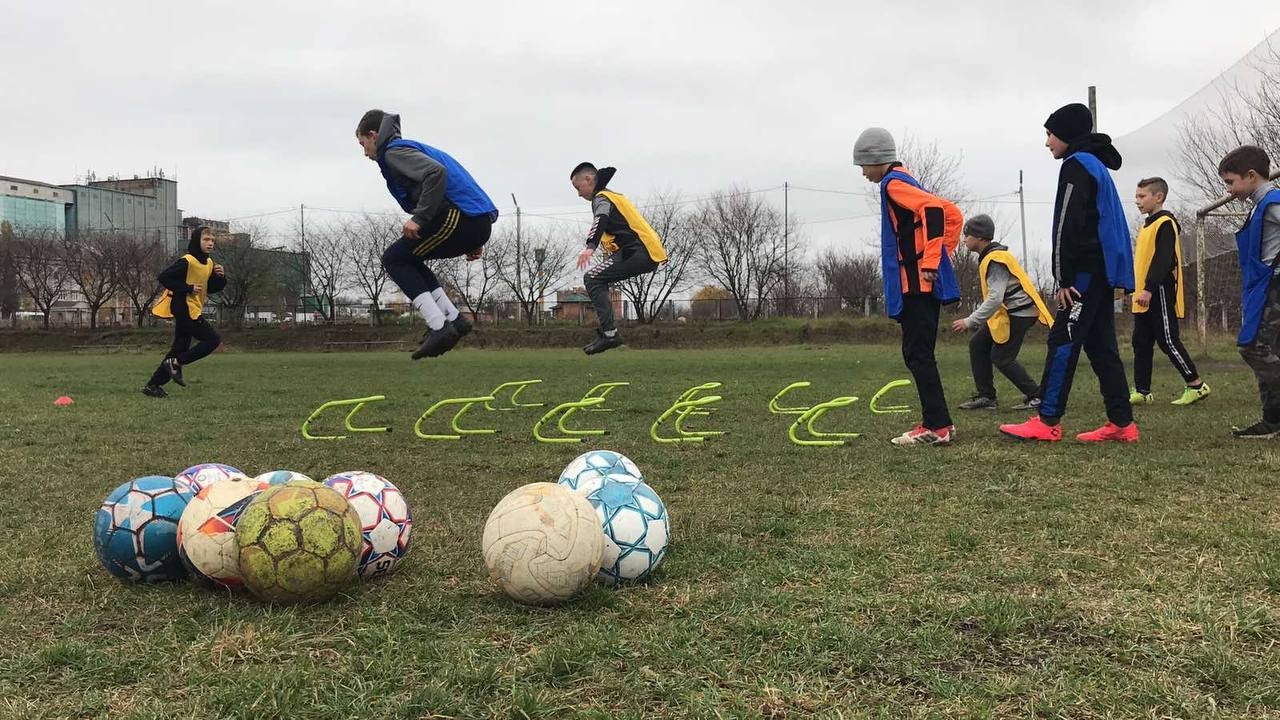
[999,416,1063,442]
[1076,422,1139,443]
[890,424,954,446]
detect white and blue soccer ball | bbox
[558,473,669,585]
[94,476,193,582]
[254,470,315,487]
[558,450,643,492]
[174,463,244,495]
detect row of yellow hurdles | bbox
[301,379,916,447]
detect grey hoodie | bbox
[375,113,448,227]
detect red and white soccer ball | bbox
[322,471,412,579]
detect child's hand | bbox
[1133,289,1151,309]
[213,264,225,277]
[1055,286,1080,310]
[466,248,483,261]
[950,319,969,333]
[191,283,203,294]
[403,218,421,240]
[576,247,594,270]
[922,269,938,284]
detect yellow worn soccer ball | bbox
[481,482,603,606]
[234,479,362,603]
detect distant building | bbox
[0,175,72,232]
[61,176,183,254]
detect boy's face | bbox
[962,234,985,253]
[1134,186,1164,215]
[200,230,215,254]
[1045,131,1069,159]
[357,131,379,161]
[571,172,596,200]
[859,164,888,184]
[1220,170,1263,200]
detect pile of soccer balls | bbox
[93,464,413,604]
[482,450,671,606]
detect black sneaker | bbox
[164,358,186,387]
[412,325,459,360]
[451,315,473,340]
[584,331,623,355]
[1011,397,1041,411]
[959,396,997,410]
[142,384,168,398]
[1232,420,1280,439]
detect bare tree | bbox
[211,224,275,328]
[12,226,68,329]
[899,134,967,202]
[117,232,169,327]
[691,187,789,321]
[816,248,882,315]
[1176,44,1280,207]
[295,219,348,323]
[616,194,698,323]
[61,230,125,329]
[495,226,576,324]
[437,224,506,324]
[0,221,17,325]
[769,261,824,318]
[343,213,397,325]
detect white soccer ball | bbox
[175,463,244,496]
[322,471,413,579]
[560,473,670,585]
[177,473,268,588]
[558,450,643,493]
[481,482,603,606]
[253,470,315,486]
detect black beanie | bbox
[1045,103,1094,144]
[187,225,210,262]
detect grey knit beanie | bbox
[853,127,897,165]
[963,214,995,241]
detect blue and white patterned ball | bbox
[557,450,643,492]
[93,476,193,582]
[174,463,244,495]
[253,470,315,487]
[558,473,669,585]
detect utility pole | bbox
[1088,85,1097,130]
[1018,170,1028,260]
[783,181,789,316]
[300,203,306,246]
[511,193,522,323]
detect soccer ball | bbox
[481,482,603,606]
[323,472,412,580]
[234,479,362,603]
[560,473,670,585]
[175,463,244,495]
[254,470,315,486]
[94,476,193,582]
[557,450,643,492]
[177,474,271,588]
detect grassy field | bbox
[2,342,1280,719]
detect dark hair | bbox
[356,109,386,137]
[1137,176,1169,198]
[570,162,597,179]
[189,225,211,243]
[1218,145,1271,178]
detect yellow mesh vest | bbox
[1132,215,1183,317]
[597,190,667,263]
[978,250,1053,344]
[151,254,213,320]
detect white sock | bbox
[431,288,459,321]
[604,329,617,337]
[412,292,445,330]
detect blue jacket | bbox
[379,138,498,220]
[879,169,960,319]
[1236,187,1280,345]
[1058,151,1134,292]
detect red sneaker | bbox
[999,416,1062,442]
[1076,422,1139,443]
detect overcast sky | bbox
[3,1,1278,268]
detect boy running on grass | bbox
[143,226,225,398]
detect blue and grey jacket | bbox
[374,113,498,225]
